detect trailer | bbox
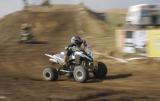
[126,4,160,26]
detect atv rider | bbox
[64,36,87,67]
[20,23,33,42]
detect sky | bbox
[0,0,160,17]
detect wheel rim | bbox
[45,72,51,78]
[76,70,83,80]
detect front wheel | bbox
[43,67,58,81]
[94,62,108,79]
[73,66,88,83]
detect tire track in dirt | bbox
[0,6,160,101]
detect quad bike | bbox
[43,48,108,83]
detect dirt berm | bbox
[0,6,160,101]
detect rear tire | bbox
[43,67,58,81]
[94,62,108,79]
[73,66,88,83]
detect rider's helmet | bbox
[21,23,31,30]
[71,35,83,46]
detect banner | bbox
[115,30,125,51]
[147,30,160,57]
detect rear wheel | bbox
[43,67,58,81]
[73,66,88,83]
[94,62,108,79]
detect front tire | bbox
[94,62,108,79]
[43,67,58,81]
[73,66,88,83]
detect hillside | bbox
[0,5,114,78]
[0,6,160,101]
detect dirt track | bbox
[0,6,160,101]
